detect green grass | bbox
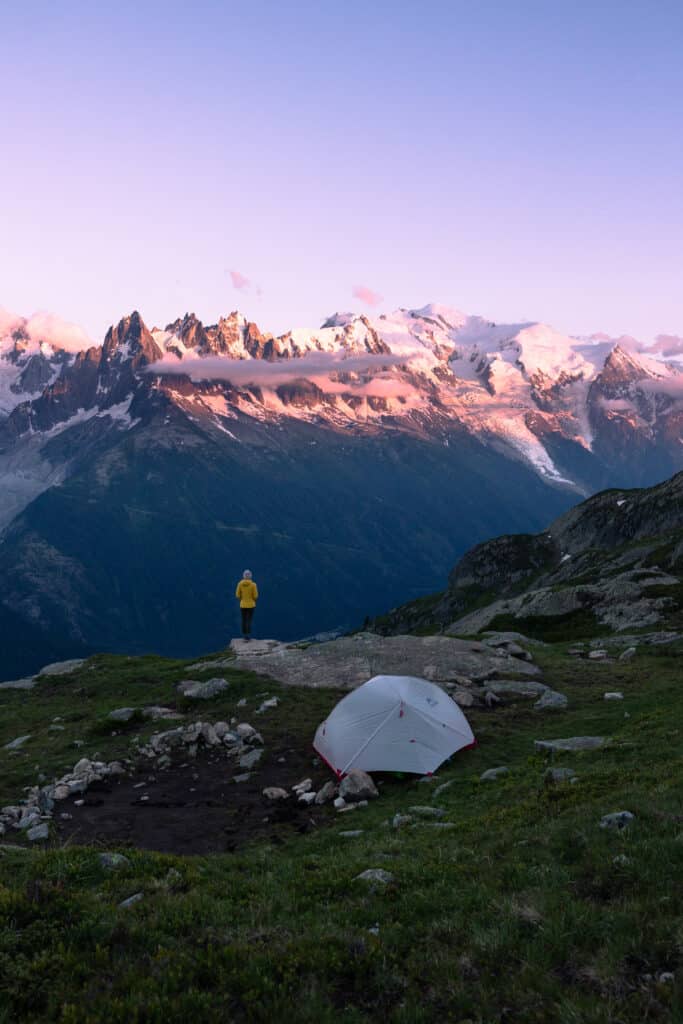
[1,643,682,1022]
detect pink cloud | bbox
[0,307,93,352]
[229,270,251,291]
[646,334,683,357]
[149,350,409,387]
[352,284,383,307]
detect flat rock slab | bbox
[535,736,605,753]
[177,678,229,700]
[230,638,282,656]
[38,659,86,677]
[230,632,539,690]
[0,676,37,691]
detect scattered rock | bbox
[339,830,364,837]
[257,697,279,713]
[233,773,252,784]
[339,769,379,803]
[292,778,313,795]
[423,821,456,830]
[452,689,476,708]
[480,767,509,781]
[604,692,624,701]
[314,781,337,805]
[238,748,263,771]
[236,723,257,740]
[619,647,637,661]
[3,735,31,751]
[392,813,413,829]
[263,787,289,801]
[333,797,346,810]
[534,690,568,710]
[99,853,131,870]
[600,811,634,830]
[119,892,144,908]
[433,780,455,799]
[108,708,137,722]
[544,767,576,783]
[612,854,630,866]
[408,805,445,818]
[177,678,229,700]
[588,650,608,661]
[534,736,605,753]
[27,823,49,842]
[354,868,394,888]
[298,792,316,806]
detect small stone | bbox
[452,689,476,708]
[236,723,256,740]
[657,972,675,984]
[119,892,143,908]
[339,769,379,803]
[337,803,358,814]
[408,805,445,818]
[27,823,49,842]
[612,854,630,866]
[604,692,624,701]
[333,796,346,810]
[534,690,568,710]
[18,812,41,830]
[48,724,66,732]
[257,697,279,713]
[237,698,247,707]
[74,799,84,807]
[392,813,413,829]
[53,785,70,800]
[233,773,252,783]
[108,708,136,722]
[588,650,608,661]
[619,647,637,661]
[263,787,289,801]
[354,868,394,888]
[534,736,605,753]
[298,791,316,805]
[213,722,230,739]
[544,767,576,783]
[292,778,313,794]
[99,853,131,870]
[424,822,456,830]
[480,767,509,781]
[339,830,364,837]
[433,780,455,799]
[177,678,229,700]
[600,811,634,830]
[238,748,263,771]
[3,735,31,751]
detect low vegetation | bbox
[1,639,682,1022]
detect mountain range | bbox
[1,303,681,676]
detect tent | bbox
[313,674,476,777]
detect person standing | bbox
[235,569,258,640]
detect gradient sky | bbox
[1,1,682,344]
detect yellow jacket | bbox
[236,579,258,608]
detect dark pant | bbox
[241,606,255,636]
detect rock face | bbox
[230,633,539,690]
[374,471,683,640]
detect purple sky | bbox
[1,1,682,344]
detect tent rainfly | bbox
[313,674,476,777]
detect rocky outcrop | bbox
[229,632,540,690]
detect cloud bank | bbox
[229,270,251,291]
[352,284,383,307]
[0,307,94,352]
[149,350,410,390]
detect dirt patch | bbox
[56,742,334,855]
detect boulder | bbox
[480,767,509,781]
[619,647,637,661]
[339,769,379,803]
[262,787,289,801]
[37,659,86,677]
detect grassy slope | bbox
[1,644,682,1023]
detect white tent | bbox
[313,674,476,777]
